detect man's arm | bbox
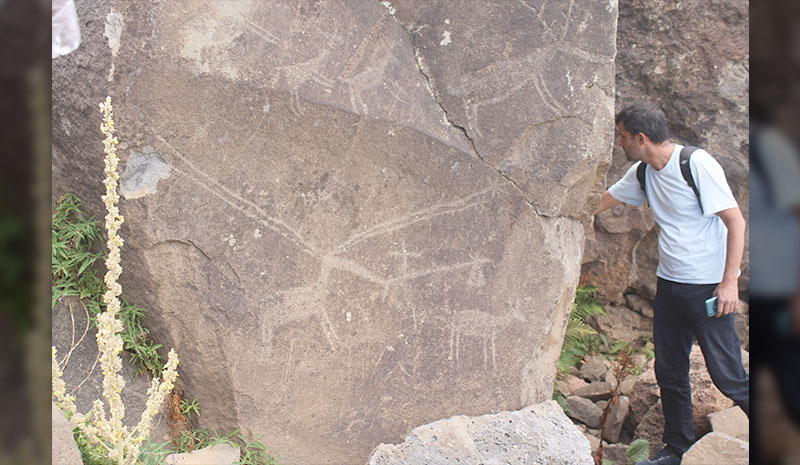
[594,191,623,215]
[713,207,746,316]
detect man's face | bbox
[617,122,641,162]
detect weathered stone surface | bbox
[708,406,749,441]
[626,293,654,319]
[602,395,630,443]
[589,304,652,343]
[368,401,593,465]
[629,367,659,426]
[634,399,664,447]
[52,1,617,463]
[602,443,628,465]
[567,396,603,429]
[165,444,240,465]
[581,0,749,302]
[574,381,614,402]
[52,403,82,465]
[580,358,610,383]
[51,298,171,443]
[618,375,638,397]
[557,374,589,397]
[681,432,749,465]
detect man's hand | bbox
[594,191,623,215]
[713,279,739,317]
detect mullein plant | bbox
[52,97,180,465]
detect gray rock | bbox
[165,444,241,465]
[602,395,630,443]
[681,432,749,465]
[120,146,171,199]
[580,358,610,383]
[368,400,593,465]
[633,399,664,447]
[708,406,749,441]
[625,293,655,319]
[574,381,614,402]
[52,403,82,465]
[602,443,628,465]
[567,396,604,429]
[52,0,617,463]
[618,375,638,397]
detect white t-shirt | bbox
[608,144,738,284]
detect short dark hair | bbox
[615,102,670,143]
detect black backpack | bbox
[637,145,703,213]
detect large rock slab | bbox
[581,0,749,304]
[52,1,617,463]
[368,400,594,465]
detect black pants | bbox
[653,278,750,454]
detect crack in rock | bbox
[377,2,539,214]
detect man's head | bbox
[615,102,670,162]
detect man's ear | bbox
[636,132,648,145]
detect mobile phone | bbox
[705,296,718,317]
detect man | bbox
[594,102,749,465]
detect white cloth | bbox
[608,144,738,284]
[52,0,81,59]
[749,126,800,296]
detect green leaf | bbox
[626,439,650,464]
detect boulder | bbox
[52,403,82,465]
[165,444,241,465]
[681,432,749,465]
[626,293,654,319]
[52,0,617,463]
[581,0,749,302]
[602,395,631,443]
[629,363,659,426]
[618,375,638,397]
[567,396,603,429]
[708,406,749,441]
[368,400,593,465]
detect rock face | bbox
[52,1,617,463]
[368,400,594,465]
[581,0,749,304]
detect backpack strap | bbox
[679,145,703,214]
[636,161,647,199]
[636,146,704,213]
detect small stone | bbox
[602,443,628,465]
[574,381,613,402]
[596,400,609,410]
[618,375,637,396]
[583,430,601,452]
[681,432,748,465]
[565,374,589,394]
[567,396,604,428]
[708,406,748,441]
[605,369,619,389]
[580,358,609,382]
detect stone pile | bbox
[559,346,749,465]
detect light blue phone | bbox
[705,296,718,317]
